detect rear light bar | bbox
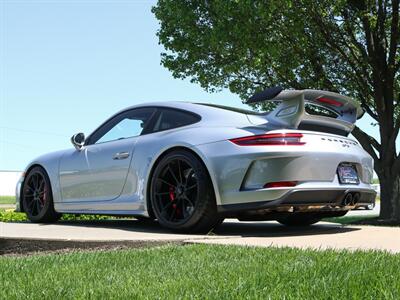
[230,133,305,146]
[317,97,344,107]
[264,181,298,188]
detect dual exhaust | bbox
[342,192,360,206]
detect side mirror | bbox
[71,132,85,150]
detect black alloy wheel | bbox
[22,166,61,223]
[150,150,221,233]
[154,158,198,223]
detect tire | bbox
[213,218,225,229]
[277,213,322,227]
[22,166,61,223]
[150,150,221,233]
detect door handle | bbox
[112,152,130,160]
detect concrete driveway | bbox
[1,218,399,253]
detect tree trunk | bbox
[377,171,400,223]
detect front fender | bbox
[16,149,71,211]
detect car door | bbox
[59,107,156,202]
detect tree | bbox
[152,0,400,222]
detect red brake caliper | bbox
[169,186,180,217]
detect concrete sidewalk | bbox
[1,219,399,253]
[192,221,400,253]
[0,204,15,209]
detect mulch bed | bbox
[0,238,181,256]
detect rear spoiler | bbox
[247,87,364,134]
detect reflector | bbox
[264,181,298,188]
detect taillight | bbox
[317,97,343,107]
[230,133,305,146]
[264,181,298,188]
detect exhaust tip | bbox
[352,193,360,206]
[343,193,353,206]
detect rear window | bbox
[152,108,200,132]
[197,103,263,115]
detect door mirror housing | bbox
[71,133,85,150]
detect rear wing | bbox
[247,88,364,134]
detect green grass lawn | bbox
[1,244,399,299]
[0,209,27,222]
[324,215,378,225]
[0,196,15,205]
[324,214,400,227]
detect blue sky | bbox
[1,0,379,171]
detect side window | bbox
[152,109,200,132]
[89,108,155,145]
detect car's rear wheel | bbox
[277,213,322,226]
[150,150,221,233]
[22,166,61,223]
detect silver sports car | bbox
[16,88,376,232]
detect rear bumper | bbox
[218,188,376,213]
[196,132,375,207]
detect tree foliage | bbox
[152,0,400,221]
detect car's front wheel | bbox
[150,150,221,233]
[22,166,61,223]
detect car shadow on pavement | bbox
[213,220,360,237]
[48,219,360,238]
